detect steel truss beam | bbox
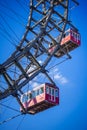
[0,0,78,103]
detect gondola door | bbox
[50,88,55,102]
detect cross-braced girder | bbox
[0,0,70,103]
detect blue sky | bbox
[0,0,87,130]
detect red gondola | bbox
[20,83,59,114]
[49,28,81,57]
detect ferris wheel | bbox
[0,0,80,125]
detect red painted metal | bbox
[48,28,81,57]
[20,83,59,114]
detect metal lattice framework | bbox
[0,0,79,113]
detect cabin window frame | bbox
[72,32,74,37]
[46,86,49,94]
[52,88,54,96]
[77,34,80,41]
[75,33,77,40]
[34,90,38,97]
[49,87,51,95]
[73,32,77,40]
[28,93,32,100]
[32,91,35,98]
[55,89,58,97]
[70,30,73,36]
[46,86,51,95]
[22,94,28,103]
[39,87,44,94]
[35,89,39,96]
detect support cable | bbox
[0,30,17,47]
[0,14,20,42]
[0,23,17,46]
[0,2,27,20]
[0,113,23,125]
[16,115,26,130]
[48,57,69,71]
[0,103,20,113]
[16,0,29,14]
[0,9,26,27]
